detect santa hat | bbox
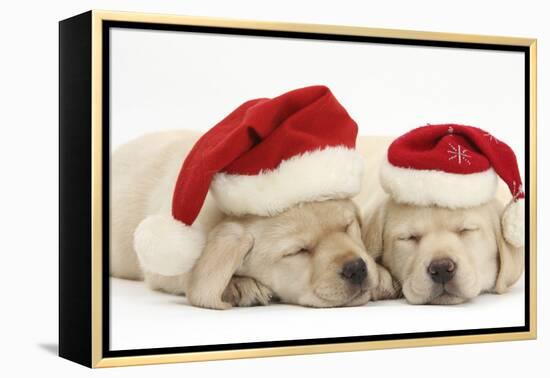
[380,124,525,248]
[134,85,364,275]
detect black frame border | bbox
[100,20,531,359]
[59,11,93,367]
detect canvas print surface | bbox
[108,27,526,351]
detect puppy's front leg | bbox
[187,222,254,309]
[222,276,275,307]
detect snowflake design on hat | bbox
[447,143,471,165]
[483,132,500,144]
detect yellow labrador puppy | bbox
[355,135,524,305]
[187,199,395,309]
[363,198,523,305]
[111,131,397,309]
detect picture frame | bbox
[59,10,537,368]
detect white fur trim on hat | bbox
[210,146,364,216]
[134,214,205,276]
[380,157,498,208]
[502,198,525,248]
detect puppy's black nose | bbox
[342,258,367,285]
[428,258,456,284]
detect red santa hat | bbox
[134,85,364,275]
[379,124,525,247]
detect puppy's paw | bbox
[222,276,275,307]
[372,264,402,301]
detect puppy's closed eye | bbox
[457,226,479,236]
[397,234,421,243]
[283,247,311,258]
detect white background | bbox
[111,278,525,350]
[110,25,526,350]
[111,27,525,170]
[1,0,548,376]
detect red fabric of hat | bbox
[172,85,362,225]
[386,124,524,199]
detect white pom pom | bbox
[134,215,205,276]
[502,198,525,248]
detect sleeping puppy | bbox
[362,198,523,305]
[356,129,524,305]
[186,199,397,309]
[111,130,397,309]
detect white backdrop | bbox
[111,28,525,175]
[1,0,547,377]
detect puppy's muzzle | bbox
[427,258,456,284]
[341,258,367,285]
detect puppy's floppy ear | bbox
[187,221,253,309]
[361,200,388,260]
[492,201,525,293]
